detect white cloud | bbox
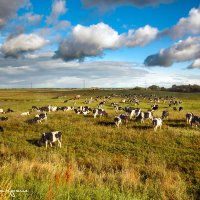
[25,13,42,24]
[55,22,158,61]
[46,0,67,25]
[188,58,200,69]
[124,25,158,47]
[169,8,200,38]
[144,36,200,67]
[1,34,49,58]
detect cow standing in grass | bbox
[40,131,62,149]
[186,113,193,124]
[93,109,108,118]
[114,114,128,127]
[0,117,8,121]
[191,115,200,128]
[162,110,169,119]
[136,111,153,123]
[152,118,162,131]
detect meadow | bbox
[0,88,199,200]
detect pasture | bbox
[0,88,199,200]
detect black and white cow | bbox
[34,113,47,123]
[179,106,183,112]
[40,131,62,149]
[130,108,141,119]
[162,110,169,119]
[32,106,39,111]
[114,114,128,127]
[152,118,162,131]
[191,115,200,128]
[38,105,51,112]
[151,104,158,111]
[93,109,108,118]
[136,111,153,123]
[5,108,14,113]
[186,112,193,124]
[0,108,4,113]
[124,107,135,114]
[0,117,8,121]
[57,106,74,112]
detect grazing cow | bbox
[74,109,82,115]
[173,107,177,111]
[136,111,153,123]
[124,107,135,114]
[130,108,141,119]
[32,106,39,111]
[5,108,14,113]
[34,113,47,123]
[40,131,62,149]
[49,106,57,112]
[186,113,193,124]
[74,108,90,115]
[93,109,108,118]
[152,118,162,131]
[151,104,158,111]
[74,95,81,100]
[114,114,128,127]
[0,117,8,121]
[191,115,200,128]
[65,106,74,111]
[179,106,183,112]
[21,111,31,116]
[99,101,106,106]
[0,126,3,132]
[162,110,169,119]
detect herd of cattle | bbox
[0,93,199,148]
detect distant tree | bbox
[148,85,160,90]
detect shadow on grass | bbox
[166,119,187,128]
[26,139,40,147]
[167,123,187,128]
[98,121,115,126]
[132,125,152,130]
[166,119,186,123]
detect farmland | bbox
[0,89,200,200]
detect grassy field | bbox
[0,89,199,200]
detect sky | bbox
[0,0,200,88]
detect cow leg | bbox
[49,142,52,147]
[45,141,48,149]
[58,140,62,148]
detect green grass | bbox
[0,89,200,200]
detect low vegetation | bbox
[0,88,199,200]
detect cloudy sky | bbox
[0,0,200,88]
